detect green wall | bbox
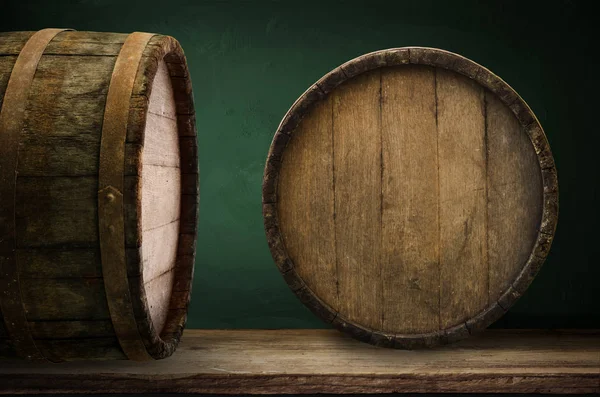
[2,0,598,329]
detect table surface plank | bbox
[0,329,598,394]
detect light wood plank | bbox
[141,59,181,334]
[140,165,181,231]
[142,115,180,167]
[486,92,544,301]
[147,60,177,120]
[381,65,439,333]
[0,330,597,393]
[141,221,179,291]
[142,220,180,282]
[437,68,488,328]
[278,96,337,309]
[144,269,175,334]
[333,70,382,329]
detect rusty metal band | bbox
[99,32,154,361]
[0,28,72,362]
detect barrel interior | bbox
[277,64,544,335]
[141,59,181,335]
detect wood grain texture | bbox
[43,32,127,56]
[125,33,198,360]
[278,96,337,310]
[20,278,110,321]
[15,51,116,192]
[16,248,140,279]
[0,55,19,110]
[0,329,597,394]
[142,118,179,166]
[140,61,181,338]
[333,70,382,329]
[0,31,198,361]
[437,68,488,328]
[141,166,181,231]
[265,48,557,347]
[0,31,34,55]
[147,59,178,120]
[15,176,139,248]
[381,65,439,333]
[15,176,99,248]
[0,29,71,362]
[486,92,543,301]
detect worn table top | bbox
[0,329,598,394]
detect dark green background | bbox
[1,0,598,329]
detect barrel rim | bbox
[262,47,558,348]
[128,34,198,360]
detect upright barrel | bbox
[0,29,198,361]
[263,48,558,348]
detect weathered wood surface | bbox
[15,176,140,248]
[0,30,198,361]
[0,329,597,394]
[265,48,558,347]
[437,68,488,329]
[486,92,543,299]
[333,71,382,330]
[0,29,71,362]
[278,96,337,309]
[381,65,438,334]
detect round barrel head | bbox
[263,47,558,348]
[141,58,181,336]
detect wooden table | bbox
[0,329,598,394]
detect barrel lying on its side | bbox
[263,47,558,348]
[0,29,198,361]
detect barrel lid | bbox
[263,47,558,348]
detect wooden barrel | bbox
[263,48,558,348]
[0,29,198,361]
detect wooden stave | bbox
[262,47,558,348]
[0,30,198,360]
